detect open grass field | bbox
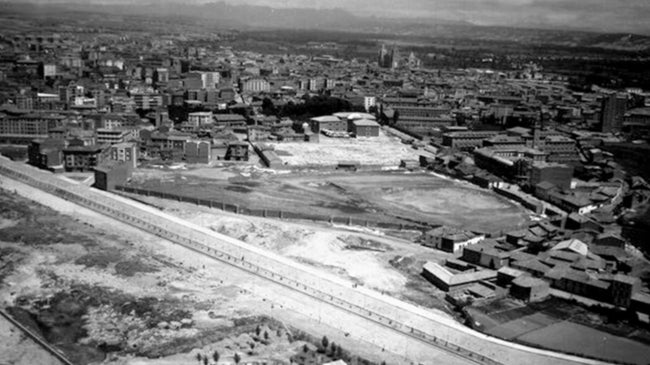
[469,298,650,365]
[517,321,650,365]
[130,169,530,233]
[487,313,558,340]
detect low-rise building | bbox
[27,138,66,172]
[93,160,133,191]
[351,119,380,137]
[63,144,109,172]
[214,114,247,128]
[510,276,550,302]
[310,115,347,133]
[422,226,485,253]
[442,131,499,151]
[462,241,511,269]
[225,141,249,161]
[96,128,134,145]
[529,162,574,190]
[109,142,138,168]
[497,266,525,286]
[185,140,211,164]
[422,262,497,292]
[188,111,213,127]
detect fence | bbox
[113,185,430,232]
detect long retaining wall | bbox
[0,156,615,365]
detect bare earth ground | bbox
[0,178,470,365]
[268,130,430,167]
[129,168,530,233]
[123,193,459,312]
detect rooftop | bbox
[352,119,380,127]
[423,262,497,286]
[552,239,589,256]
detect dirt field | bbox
[0,187,410,365]
[134,195,457,311]
[129,169,530,233]
[268,130,428,167]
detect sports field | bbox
[469,298,650,365]
[130,169,530,233]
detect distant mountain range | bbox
[2,1,650,52]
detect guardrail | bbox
[0,160,504,365]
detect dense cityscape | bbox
[0,1,650,365]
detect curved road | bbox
[0,156,615,365]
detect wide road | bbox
[0,156,613,365]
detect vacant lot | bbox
[129,170,530,233]
[268,130,427,167]
[141,196,456,312]
[0,187,402,365]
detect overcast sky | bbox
[218,0,650,33]
[23,0,650,34]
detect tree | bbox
[203,357,209,365]
[303,344,309,353]
[233,353,241,364]
[261,97,277,116]
[329,342,337,356]
[212,351,220,363]
[263,330,269,341]
[196,353,202,364]
[255,325,261,336]
[321,335,329,349]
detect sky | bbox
[18,0,650,34]
[235,0,650,33]
[222,0,650,33]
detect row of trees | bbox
[195,350,224,365]
[262,94,366,120]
